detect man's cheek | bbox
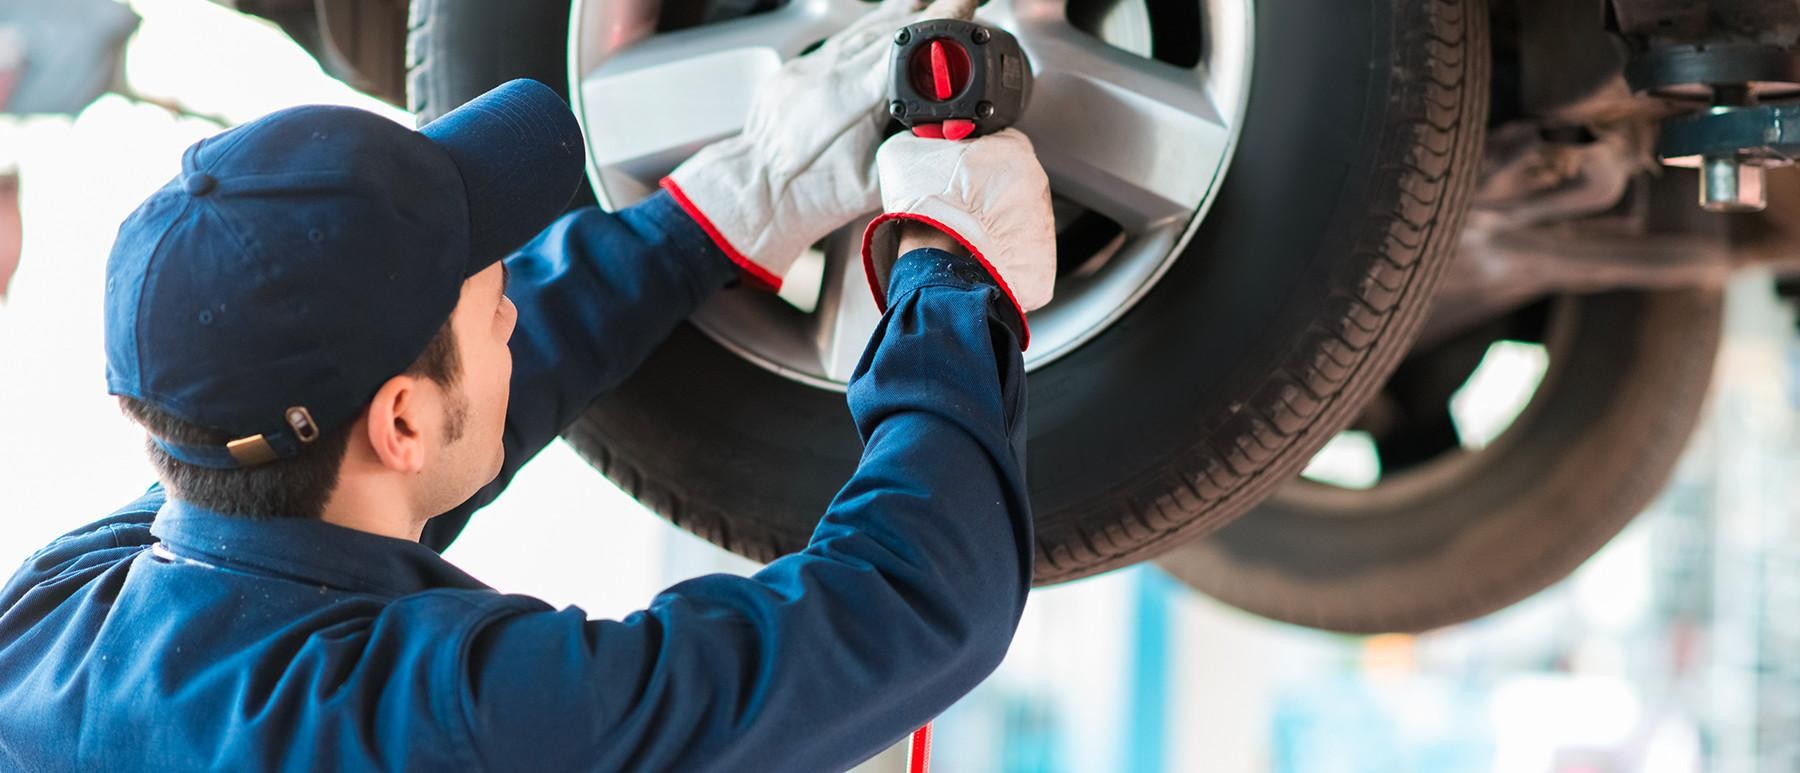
[494,384,511,433]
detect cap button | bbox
[184,173,218,196]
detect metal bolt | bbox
[894,29,911,45]
[1699,154,1766,213]
[889,101,907,118]
[976,101,995,119]
[971,27,990,44]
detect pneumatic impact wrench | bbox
[887,18,1032,140]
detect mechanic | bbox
[0,0,1056,768]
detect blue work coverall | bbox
[0,191,1034,771]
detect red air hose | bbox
[907,722,933,773]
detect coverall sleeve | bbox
[449,248,1035,772]
[422,191,739,550]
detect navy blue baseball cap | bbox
[104,79,585,468]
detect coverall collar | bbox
[149,498,490,597]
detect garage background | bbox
[2,0,1798,770]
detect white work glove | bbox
[661,0,978,290]
[861,128,1055,349]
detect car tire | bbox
[1156,288,1724,633]
[409,0,1491,583]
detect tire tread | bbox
[1031,0,1490,583]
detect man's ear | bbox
[364,374,426,473]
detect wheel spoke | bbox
[1004,20,1232,232]
[575,0,862,181]
[810,221,886,383]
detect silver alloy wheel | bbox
[570,0,1253,389]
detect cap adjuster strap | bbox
[224,434,283,467]
[151,406,321,470]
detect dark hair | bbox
[119,318,463,519]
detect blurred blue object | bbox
[0,0,140,115]
[1271,676,1493,773]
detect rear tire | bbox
[411,0,1492,582]
[1156,288,1723,633]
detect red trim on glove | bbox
[659,177,783,292]
[860,212,1031,350]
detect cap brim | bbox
[419,79,586,274]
